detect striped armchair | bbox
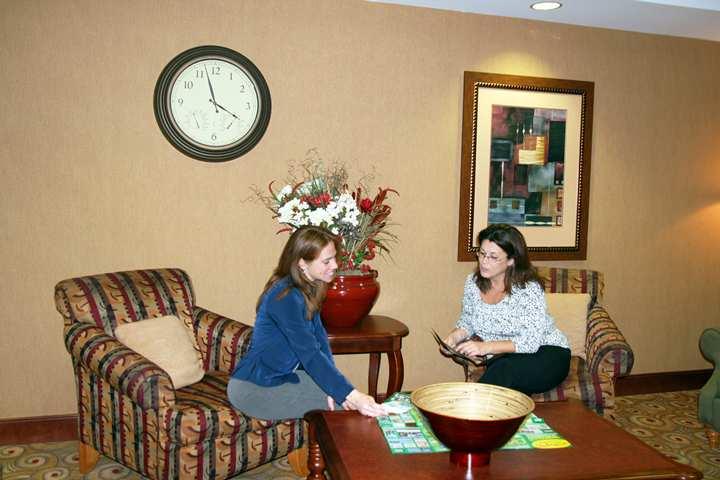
[54,268,305,480]
[461,267,634,419]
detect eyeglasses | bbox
[475,250,507,264]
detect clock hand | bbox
[204,65,219,113]
[209,99,240,119]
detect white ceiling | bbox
[366,0,720,42]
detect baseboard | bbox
[616,369,712,396]
[0,414,78,445]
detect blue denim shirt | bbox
[231,277,354,405]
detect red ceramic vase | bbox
[321,270,380,328]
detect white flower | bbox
[326,200,341,219]
[277,184,293,201]
[277,198,309,225]
[343,209,359,226]
[336,193,360,226]
[324,194,359,227]
[336,192,356,208]
[307,208,333,227]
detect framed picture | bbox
[457,72,594,261]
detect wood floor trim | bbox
[616,369,712,396]
[0,414,77,445]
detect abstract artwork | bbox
[458,72,594,261]
[488,106,566,227]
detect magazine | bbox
[431,329,487,367]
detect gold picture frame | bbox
[458,72,594,261]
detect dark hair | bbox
[257,226,340,319]
[474,224,541,294]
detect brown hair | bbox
[257,225,340,319]
[474,224,541,294]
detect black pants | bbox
[479,345,571,395]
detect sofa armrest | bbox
[585,304,634,380]
[64,322,176,409]
[699,328,720,426]
[194,306,253,374]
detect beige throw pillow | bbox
[114,315,205,389]
[544,293,591,360]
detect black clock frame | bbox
[153,45,271,162]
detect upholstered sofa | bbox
[457,267,634,419]
[699,327,720,447]
[54,268,306,480]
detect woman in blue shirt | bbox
[228,226,387,420]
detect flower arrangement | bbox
[254,151,398,273]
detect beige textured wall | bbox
[2,0,720,418]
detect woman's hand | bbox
[455,340,493,357]
[327,396,335,411]
[455,339,515,357]
[342,389,388,417]
[444,328,470,348]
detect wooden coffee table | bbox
[304,399,702,479]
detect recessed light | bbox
[531,1,562,11]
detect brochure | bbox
[431,329,487,367]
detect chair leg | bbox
[287,445,310,477]
[79,441,100,474]
[706,428,719,449]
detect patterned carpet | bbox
[613,390,720,479]
[0,443,304,480]
[1,391,718,479]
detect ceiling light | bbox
[530,1,562,11]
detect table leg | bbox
[306,421,326,480]
[386,350,404,398]
[368,352,380,401]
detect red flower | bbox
[317,192,331,206]
[301,192,331,208]
[359,198,373,213]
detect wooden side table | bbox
[326,315,409,402]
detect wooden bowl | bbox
[411,382,534,466]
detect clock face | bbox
[169,58,260,149]
[154,46,271,162]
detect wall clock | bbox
[154,45,271,162]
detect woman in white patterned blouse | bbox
[443,224,570,395]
